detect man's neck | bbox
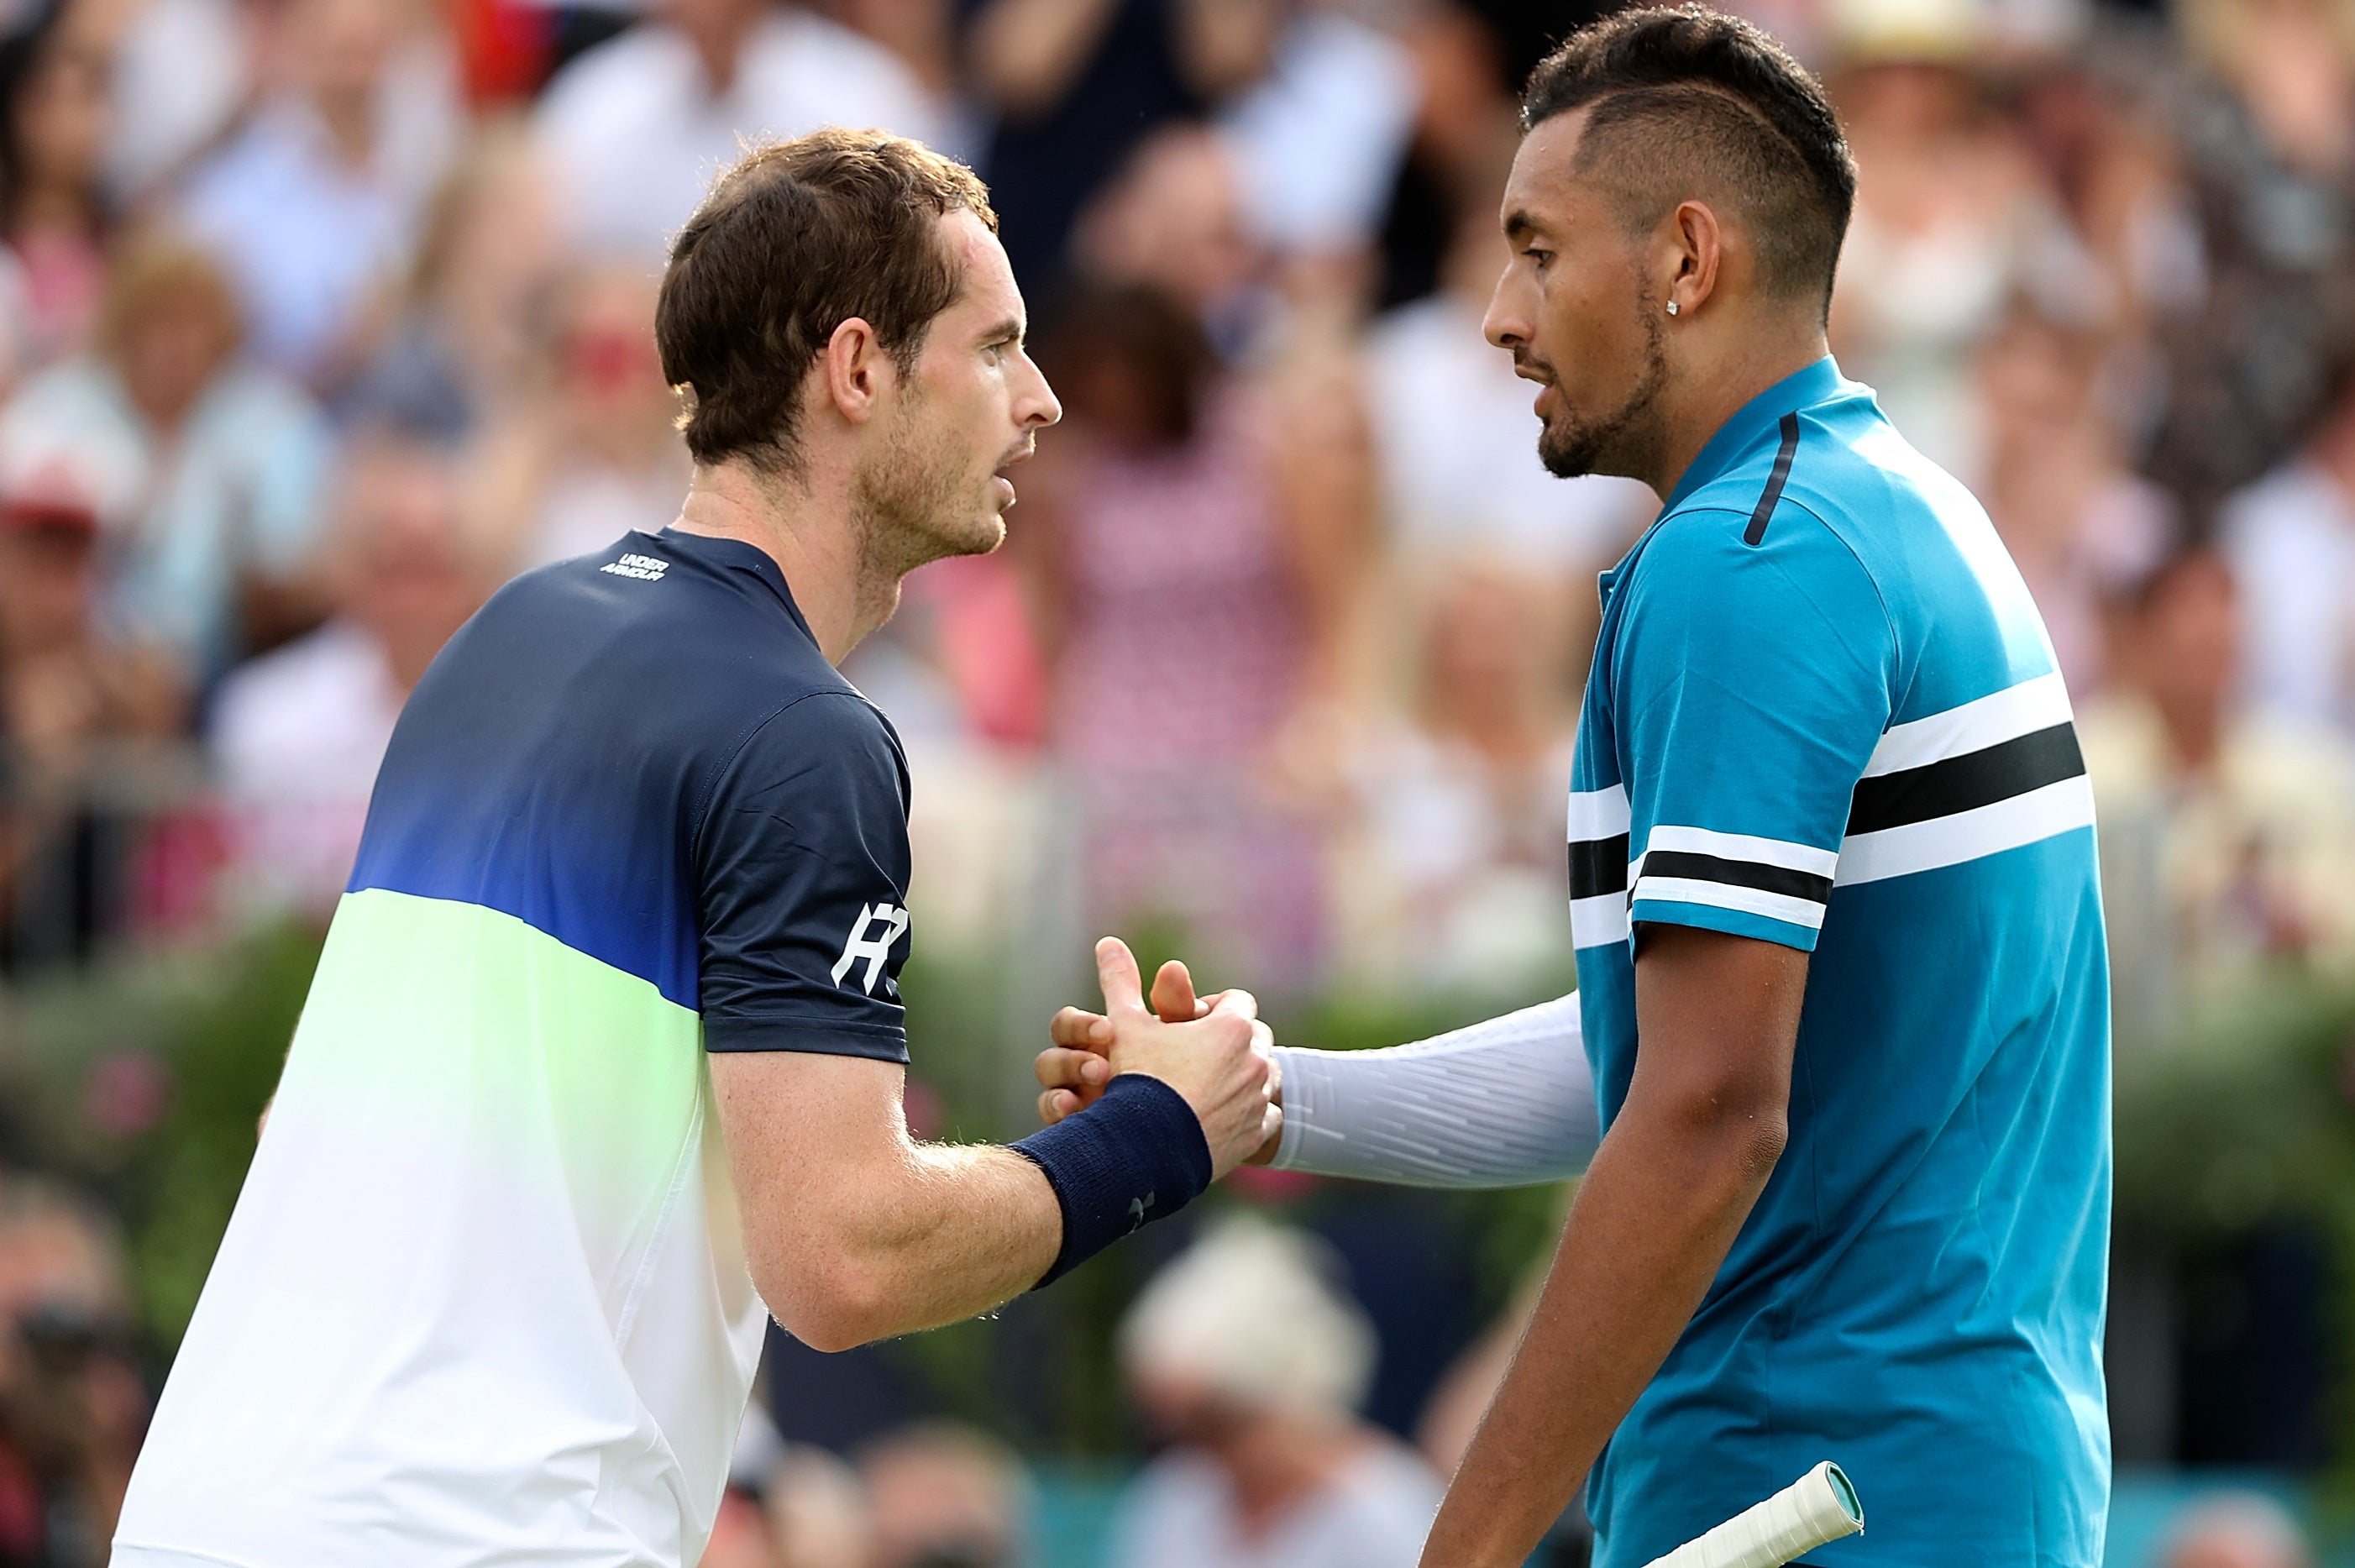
[669,460,879,663]
[1644,323,1830,500]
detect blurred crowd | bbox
[0,0,2343,1032]
[0,0,2343,1555]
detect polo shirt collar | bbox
[1661,355,1849,514]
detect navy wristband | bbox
[1011,1073,1213,1287]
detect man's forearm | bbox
[1419,1097,1784,1567]
[782,1142,1060,1350]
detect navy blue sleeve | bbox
[694,691,914,1059]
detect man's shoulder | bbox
[419,535,854,774]
[1655,401,2032,645]
[724,687,907,802]
[1633,473,1880,601]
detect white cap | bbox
[1119,1214,1377,1416]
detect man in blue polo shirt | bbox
[1427,10,2110,1565]
[1041,8,2108,1567]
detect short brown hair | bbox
[655,128,998,474]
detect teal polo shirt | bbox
[1569,358,2111,1568]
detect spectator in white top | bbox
[176,0,460,385]
[2223,355,2355,733]
[532,0,945,261]
[0,234,335,683]
[1109,1216,1441,1568]
[211,428,496,918]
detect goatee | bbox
[1538,305,1668,480]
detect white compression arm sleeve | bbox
[1267,993,1598,1188]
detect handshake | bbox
[1031,936,1284,1180]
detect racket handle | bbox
[1639,1460,1865,1568]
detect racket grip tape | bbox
[1639,1460,1864,1568]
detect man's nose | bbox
[1483,296,1527,351]
[1483,270,1528,350]
[1024,357,1062,429]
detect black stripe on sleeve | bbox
[1567,834,1629,899]
[1635,850,1831,905]
[1845,723,2087,836]
[1744,413,1802,546]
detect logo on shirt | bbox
[601,553,670,582]
[831,902,910,996]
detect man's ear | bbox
[1661,199,1723,317]
[818,317,894,427]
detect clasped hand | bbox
[1036,940,1283,1173]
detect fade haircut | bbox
[656,128,998,474]
[1521,6,1856,315]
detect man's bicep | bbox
[710,1047,909,1215]
[1629,925,1807,1113]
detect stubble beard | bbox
[1536,299,1669,481]
[848,391,1005,628]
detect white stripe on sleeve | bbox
[1629,826,1840,884]
[1629,875,1832,931]
[1567,784,1630,842]
[1571,892,1631,949]
[1835,774,2095,886]
[1862,670,2073,777]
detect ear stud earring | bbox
[1665,300,1681,316]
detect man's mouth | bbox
[993,441,1035,508]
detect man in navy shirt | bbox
[115,131,1278,1568]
